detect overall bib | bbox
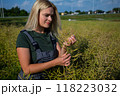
[18,30,58,80]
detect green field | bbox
[61,13,120,21]
[0,14,120,80]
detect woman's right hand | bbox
[63,35,76,47]
[56,52,71,66]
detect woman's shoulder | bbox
[20,30,32,35]
[18,30,34,39]
[16,30,32,48]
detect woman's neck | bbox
[34,26,45,33]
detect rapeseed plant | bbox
[0,19,120,80]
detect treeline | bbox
[0,6,29,17]
[1,6,120,17]
[63,7,120,15]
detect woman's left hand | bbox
[63,35,77,47]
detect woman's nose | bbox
[48,16,52,21]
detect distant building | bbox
[88,12,90,14]
[113,11,116,14]
[74,12,79,15]
[71,13,74,15]
[61,12,64,16]
[104,12,106,14]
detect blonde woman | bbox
[16,0,76,80]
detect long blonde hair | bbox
[24,0,61,35]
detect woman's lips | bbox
[46,22,50,25]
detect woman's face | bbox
[39,7,54,28]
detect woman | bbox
[16,0,76,80]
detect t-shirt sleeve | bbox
[16,32,30,48]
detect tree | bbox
[10,6,20,16]
[20,9,28,16]
[0,7,29,16]
[14,6,20,15]
[96,10,104,13]
[75,10,81,14]
[88,10,93,14]
[106,10,111,14]
[64,11,68,14]
[69,11,73,14]
[80,11,86,14]
[113,8,120,13]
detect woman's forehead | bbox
[40,7,54,14]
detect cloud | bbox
[21,0,30,7]
[20,0,34,12]
[64,0,91,7]
[14,3,19,7]
[78,0,84,3]
[50,0,85,7]
[77,0,84,7]
[54,2,63,6]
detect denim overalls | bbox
[18,30,58,80]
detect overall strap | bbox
[21,30,41,51]
[21,30,57,63]
[21,30,43,60]
[49,34,56,50]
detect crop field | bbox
[0,14,120,80]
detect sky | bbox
[1,0,120,12]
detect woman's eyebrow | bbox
[43,13,54,15]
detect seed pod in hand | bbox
[66,37,72,45]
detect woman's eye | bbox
[45,14,49,17]
[44,14,54,18]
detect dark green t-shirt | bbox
[16,30,58,63]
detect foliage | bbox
[113,8,120,13]
[0,24,23,79]
[47,20,120,80]
[96,10,104,13]
[0,6,29,17]
[0,15,120,80]
[75,10,81,13]
[63,7,120,14]
[64,11,69,14]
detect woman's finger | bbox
[65,61,70,66]
[63,53,71,60]
[64,55,71,63]
[71,35,77,44]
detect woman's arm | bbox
[17,47,71,75]
[17,35,76,75]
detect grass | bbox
[0,14,120,80]
[60,13,120,21]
